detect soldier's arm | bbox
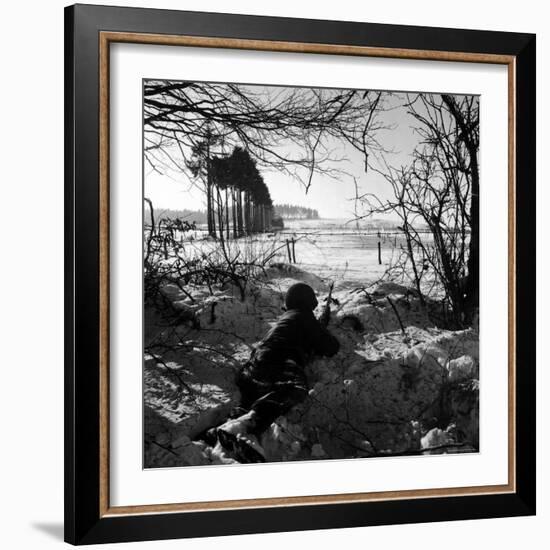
[305,314,340,357]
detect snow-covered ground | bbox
[163,218,434,290]
[144,240,479,467]
[275,219,413,287]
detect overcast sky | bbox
[144,87,474,220]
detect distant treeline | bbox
[361,219,401,230]
[148,207,411,233]
[274,204,319,219]
[151,208,207,225]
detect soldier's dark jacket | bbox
[252,308,340,368]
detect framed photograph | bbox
[64,4,536,545]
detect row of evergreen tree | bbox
[187,141,273,239]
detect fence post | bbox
[378,241,382,265]
[291,238,296,263]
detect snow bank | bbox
[144,263,479,467]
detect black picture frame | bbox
[65,3,536,545]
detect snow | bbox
[144,258,479,468]
[161,219,436,290]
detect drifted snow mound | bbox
[156,281,284,341]
[260,329,478,461]
[258,279,479,462]
[334,284,439,334]
[144,274,292,468]
[305,345,446,456]
[144,273,479,466]
[448,355,479,382]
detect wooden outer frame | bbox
[98,31,517,515]
[65,3,536,545]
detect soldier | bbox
[216,282,340,462]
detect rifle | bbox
[318,281,335,327]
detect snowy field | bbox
[162,218,431,290]
[275,219,410,287]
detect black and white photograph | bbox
[0,0,543,546]
[143,80,480,468]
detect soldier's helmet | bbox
[285,283,318,311]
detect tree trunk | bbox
[217,187,224,241]
[441,94,479,323]
[261,205,265,232]
[237,190,244,236]
[206,182,211,235]
[463,149,479,322]
[225,187,230,241]
[232,188,237,238]
[206,138,215,238]
[245,192,251,234]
